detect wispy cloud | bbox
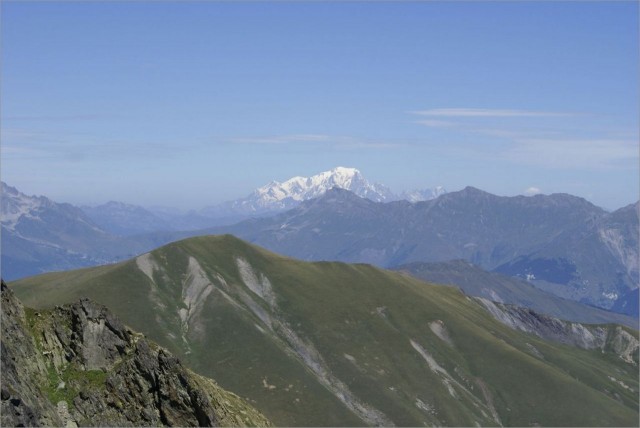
[414,119,456,128]
[228,134,403,149]
[4,114,106,122]
[504,138,638,169]
[230,134,334,145]
[408,107,639,170]
[1,128,69,143]
[411,108,573,118]
[1,127,189,162]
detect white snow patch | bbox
[224,166,396,214]
[524,186,542,196]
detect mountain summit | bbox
[250,166,394,205]
[201,167,400,217]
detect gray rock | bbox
[0,280,271,427]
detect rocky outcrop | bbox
[1,280,63,427]
[477,297,639,364]
[1,280,271,427]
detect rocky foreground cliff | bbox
[0,280,270,427]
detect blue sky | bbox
[2,1,638,210]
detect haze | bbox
[1,1,638,210]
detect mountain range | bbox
[80,201,176,236]
[0,168,444,277]
[0,182,147,280]
[208,187,638,313]
[10,235,639,427]
[2,175,637,318]
[78,167,445,235]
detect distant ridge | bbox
[208,187,638,313]
[394,259,638,328]
[0,182,148,280]
[200,166,445,218]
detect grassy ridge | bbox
[12,235,639,426]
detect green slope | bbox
[11,235,640,427]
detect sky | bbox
[1,1,638,210]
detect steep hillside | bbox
[395,260,638,328]
[12,235,639,427]
[0,280,270,427]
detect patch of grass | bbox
[44,364,73,406]
[22,307,48,351]
[43,362,107,406]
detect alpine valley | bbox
[9,235,639,427]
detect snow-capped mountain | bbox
[201,167,398,217]
[257,166,394,203]
[247,166,395,205]
[401,186,447,203]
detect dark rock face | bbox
[0,280,270,427]
[1,280,62,427]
